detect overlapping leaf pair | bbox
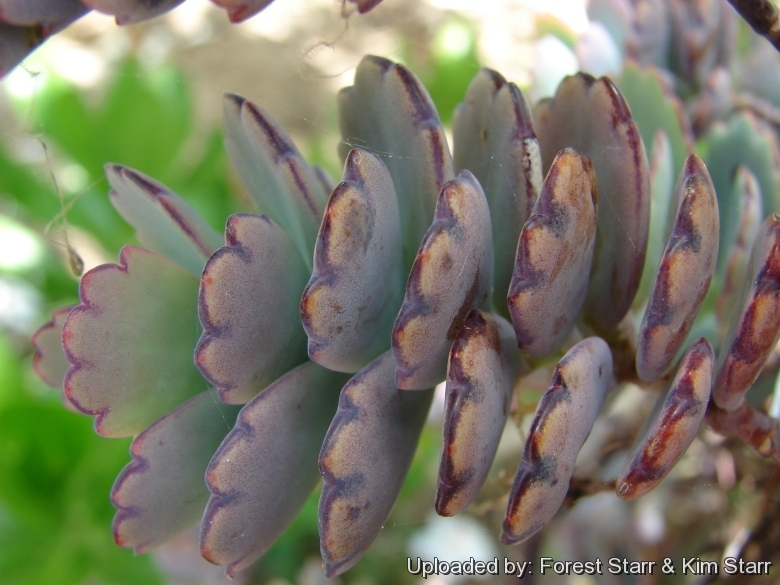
[33,54,780,577]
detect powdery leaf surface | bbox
[618,338,713,499]
[534,73,650,334]
[196,213,310,404]
[338,55,454,264]
[107,164,222,277]
[112,391,241,553]
[201,361,349,576]
[508,149,598,359]
[437,310,523,516]
[301,148,403,373]
[502,337,612,545]
[453,68,542,313]
[392,170,493,390]
[223,94,327,266]
[636,155,719,382]
[64,246,204,437]
[713,214,780,411]
[319,351,433,577]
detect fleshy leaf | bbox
[534,73,650,333]
[222,94,328,267]
[634,130,675,307]
[392,170,493,390]
[739,41,780,108]
[712,214,780,411]
[508,149,598,359]
[715,155,768,279]
[615,62,692,177]
[210,0,274,23]
[64,246,204,437]
[625,0,670,67]
[81,0,185,25]
[665,0,733,85]
[338,55,454,265]
[716,167,763,338]
[587,0,632,52]
[112,391,241,553]
[690,67,733,136]
[196,213,309,405]
[201,361,348,576]
[705,111,780,256]
[106,164,222,277]
[452,68,542,314]
[437,310,523,517]
[301,148,403,373]
[319,351,433,577]
[32,306,74,389]
[502,337,612,545]
[618,338,713,499]
[32,305,78,412]
[0,0,87,28]
[636,155,719,382]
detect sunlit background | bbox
[0,1,759,584]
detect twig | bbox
[706,402,780,463]
[564,477,617,507]
[728,0,780,53]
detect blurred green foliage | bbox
[0,334,162,585]
[2,60,236,257]
[0,59,237,585]
[406,16,481,126]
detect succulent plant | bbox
[32,48,780,579]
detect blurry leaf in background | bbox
[0,146,59,223]
[616,63,693,178]
[0,215,79,310]
[3,59,234,256]
[174,129,239,234]
[535,14,580,50]
[412,17,481,126]
[0,333,162,585]
[32,60,191,180]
